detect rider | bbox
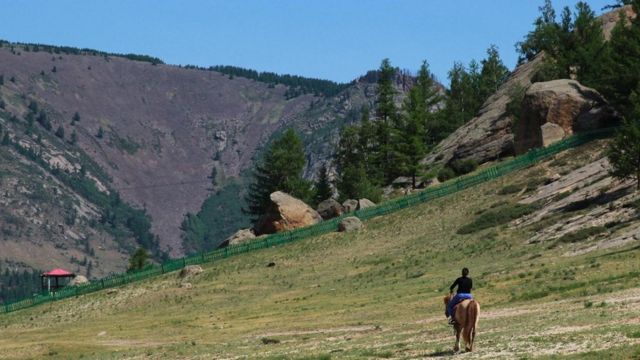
[446,267,473,324]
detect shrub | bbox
[506,84,527,131]
[457,202,540,234]
[556,226,607,244]
[437,167,456,182]
[498,184,522,195]
[450,159,478,176]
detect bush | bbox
[498,184,522,195]
[450,159,478,176]
[506,84,527,131]
[457,202,540,234]
[437,167,456,182]
[556,226,607,244]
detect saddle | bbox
[449,299,472,325]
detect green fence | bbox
[0,127,617,315]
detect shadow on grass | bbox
[425,349,456,357]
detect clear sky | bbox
[0,0,614,84]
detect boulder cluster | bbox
[225,192,375,245]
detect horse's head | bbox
[443,293,452,305]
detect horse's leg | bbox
[454,325,461,353]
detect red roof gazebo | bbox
[41,268,75,293]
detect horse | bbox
[443,293,480,352]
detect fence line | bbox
[0,127,616,315]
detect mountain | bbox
[0,42,416,284]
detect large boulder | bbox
[226,229,256,246]
[342,199,358,213]
[255,191,323,235]
[514,80,620,154]
[358,199,376,210]
[69,275,89,286]
[338,217,363,232]
[317,198,344,220]
[179,265,203,279]
[423,54,545,167]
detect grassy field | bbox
[1,141,640,359]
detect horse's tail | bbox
[463,300,480,351]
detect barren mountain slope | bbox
[0,45,415,260]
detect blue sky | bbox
[0,0,613,84]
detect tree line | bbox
[209,65,350,98]
[334,47,509,201]
[0,39,163,65]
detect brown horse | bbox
[443,294,480,352]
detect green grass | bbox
[0,141,638,359]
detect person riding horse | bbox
[446,267,473,325]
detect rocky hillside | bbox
[0,42,416,280]
[425,5,632,170]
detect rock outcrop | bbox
[255,192,323,235]
[358,199,376,210]
[225,229,256,246]
[179,265,203,279]
[601,5,636,40]
[317,198,344,220]
[423,54,545,167]
[514,80,620,154]
[69,275,89,286]
[338,217,363,232]
[342,199,359,213]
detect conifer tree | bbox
[313,163,333,204]
[608,85,640,189]
[517,0,561,63]
[245,129,311,220]
[601,0,640,115]
[127,248,149,272]
[55,125,64,139]
[399,61,442,187]
[374,58,399,183]
[479,45,509,100]
[1,132,10,146]
[335,123,381,202]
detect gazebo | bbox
[41,268,75,293]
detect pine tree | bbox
[314,163,333,204]
[70,130,78,145]
[96,126,104,139]
[127,248,149,272]
[399,61,442,187]
[601,0,640,115]
[2,132,10,146]
[357,106,380,182]
[374,58,399,183]
[245,129,311,220]
[71,112,80,126]
[608,85,640,189]
[517,0,561,63]
[55,125,64,139]
[336,163,381,202]
[479,45,509,101]
[566,2,606,87]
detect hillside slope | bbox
[0,43,417,271]
[1,139,639,359]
